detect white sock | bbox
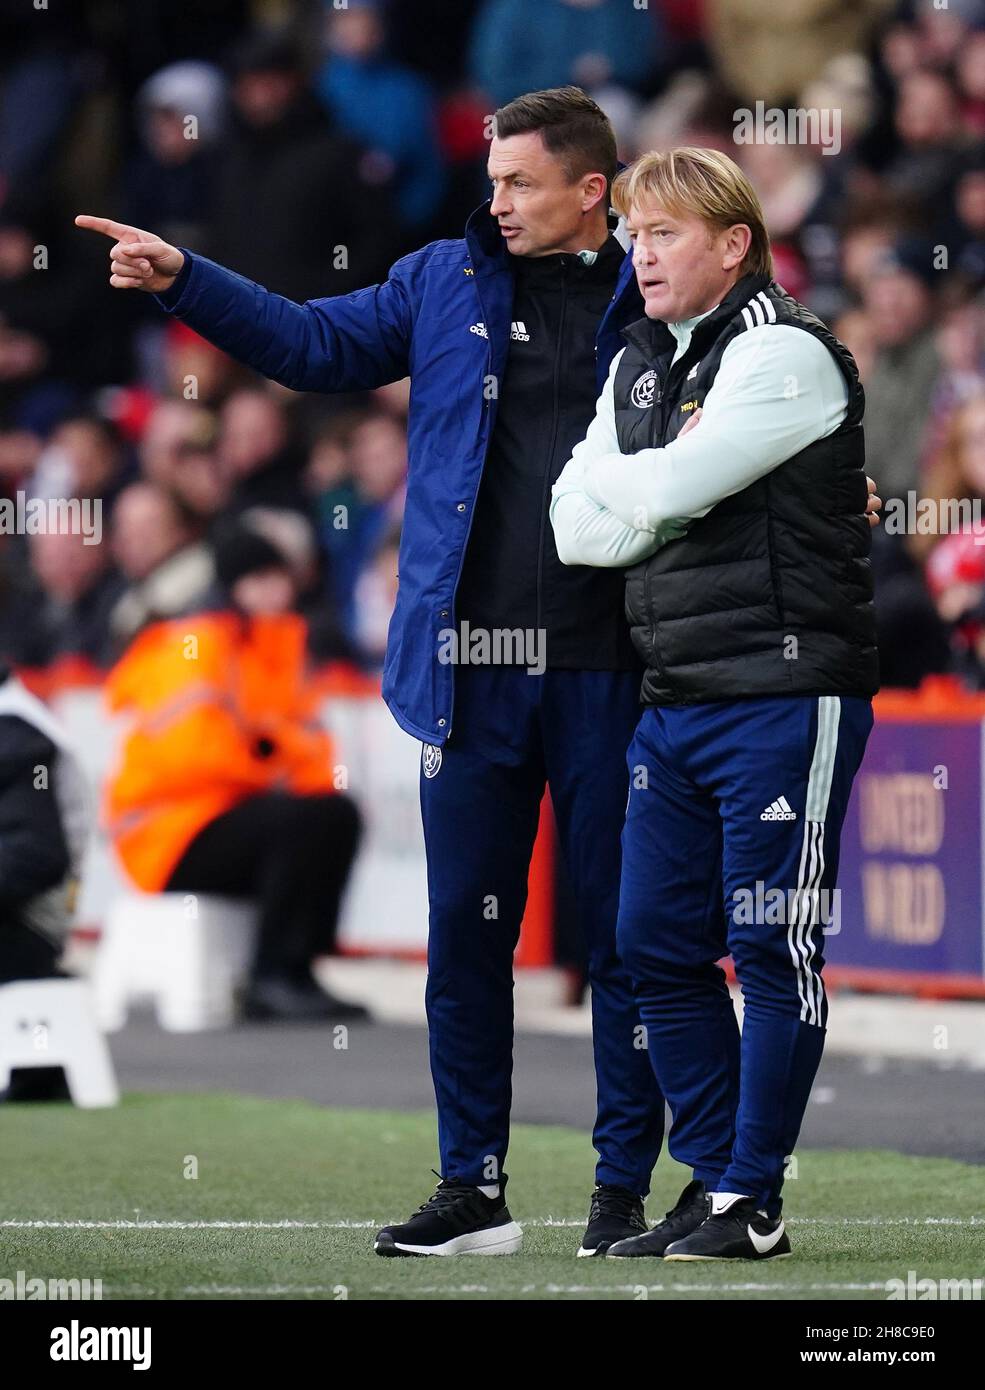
[710,1191,752,1215]
[477,1183,500,1199]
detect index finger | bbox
[75,214,130,240]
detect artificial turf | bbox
[2,1093,983,1300]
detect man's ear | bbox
[581,172,608,214]
[721,223,753,271]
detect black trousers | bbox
[165,792,362,982]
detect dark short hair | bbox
[493,86,617,195]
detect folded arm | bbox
[550,351,687,567]
[582,325,850,531]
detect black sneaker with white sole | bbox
[374,1177,523,1257]
[577,1184,647,1257]
[606,1178,708,1258]
[663,1194,791,1261]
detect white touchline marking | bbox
[536,1282,895,1294]
[182,1286,349,1296]
[102,1281,907,1297]
[1,1219,372,1229]
[362,1284,894,1296]
[3,1215,982,1230]
[145,1281,904,1296]
[787,1216,985,1226]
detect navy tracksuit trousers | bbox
[420,665,665,1194]
[616,694,873,1217]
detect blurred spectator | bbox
[29,415,129,515]
[839,204,911,301]
[957,27,985,133]
[139,399,228,522]
[859,239,942,501]
[210,27,400,301]
[0,198,53,421]
[230,502,353,662]
[793,55,883,315]
[869,520,953,688]
[913,0,985,70]
[879,20,924,86]
[737,142,823,264]
[922,392,985,559]
[707,0,895,107]
[315,0,446,231]
[352,518,401,665]
[313,408,406,644]
[925,520,985,685]
[0,529,123,671]
[108,481,214,646]
[934,385,985,477]
[0,198,130,432]
[123,62,225,254]
[921,296,985,465]
[872,391,985,687]
[469,0,660,109]
[0,663,90,1100]
[833,306,878,383]
[0,0,86,189]
[218,387,311,519]
[306,410,363,599]
[885,69,969,213]
[0,426,42,493]
[160,321,238,407]
[950,153,985,287]
[632,70,736,156]
[103,519,365,1022]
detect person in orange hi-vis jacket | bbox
[103,521,365,1022]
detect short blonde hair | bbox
[612,147,773,278]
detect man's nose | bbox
[490,185,511,217]
[633,240,655,270]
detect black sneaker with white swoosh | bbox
[663,1194,791,1261]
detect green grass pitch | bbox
[2,1093,982,1300]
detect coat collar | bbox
[464,198,632,278]
[620,272,774,361]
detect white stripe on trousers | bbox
[788,820,826,1025]
[787,697,841,1025]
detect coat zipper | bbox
[536,259,567,638]
[641,347,671,686]
[445,268,505,739]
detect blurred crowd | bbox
[0,0,984,687]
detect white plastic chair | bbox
[0,977,119,1107]
[92,892,258,1032]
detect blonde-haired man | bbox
[551,148,878,1260]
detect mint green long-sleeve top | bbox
[550,305,850,569]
